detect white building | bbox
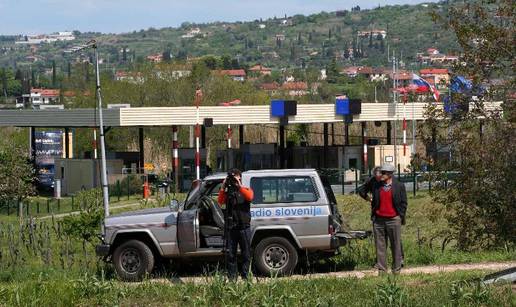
[22,88,60,108]
[16,31,76,44]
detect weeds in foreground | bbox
[449,280,493,306]
[374,277,406,307]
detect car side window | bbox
[207,181,223,203]
[250,176,318,204]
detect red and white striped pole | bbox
[92,129,98,159]
[172,126,179,192]
[194,89,202,181]
[227,125,232,149]
[403,93,408,156]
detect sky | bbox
[0,0,438,35]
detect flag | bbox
[411,73,440,101]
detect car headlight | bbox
[98,222,106,241]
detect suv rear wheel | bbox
[253,236,298,276]
[113,240,155,282]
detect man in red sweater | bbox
[371,163,407,274]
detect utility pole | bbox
[69,40,110,216]
[93,42,110,217]
[392,53,398,171]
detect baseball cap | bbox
[380,163,395,173]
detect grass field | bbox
[0,192,514,306]
[0,269,514,306]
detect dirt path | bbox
[151,261,516,285]
[37,202,141,220]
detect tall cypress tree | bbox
[52,60,57,87]
[67,62,71,78]
[31,68,37,88]
[1,68,8,98]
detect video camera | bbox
[225,171,240,191]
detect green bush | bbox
[61,189,103,245]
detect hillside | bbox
[0,2,459,72]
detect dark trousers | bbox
[226,226,251,279]
[373,216,403,273]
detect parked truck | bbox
[96,169,369,281]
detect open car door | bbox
[177,208,199,254]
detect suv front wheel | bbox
[254,236,298,276]
[113,240,155,282]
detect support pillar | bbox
[344,123,350,146]
[279,125,285,169]
[386,121,392,145]
[323,123,329,168]
[361,122,367,174]
[64,127,70,158]
[201,125,206,148]
[138,127,144,173]
[331,123,335,146]
[30,127,36,163]
[239,125,244,146]
[431,127,437,163]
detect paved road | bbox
[37,202,141,220]
[331,181,430,195]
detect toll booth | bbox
[367,145,412,172]
[217,144,277,171]
[54,158,124,195]
[176,148,208,191]
[216,145,363,172]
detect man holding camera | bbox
[370,163,407,274]
[217,168,254,280]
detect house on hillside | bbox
[249,64,272,76]
[22,88,60,108]
[389,70,413,87]
[260,82,280,95]
[215,69,247,81]
[281,81,308,96]
[419,68,449,89]
[181,28,202,39]
[115,71,144,83]
[146,54,163,63]
[417,49,459,66]
[357,29,387,39]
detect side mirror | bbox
[169,199,179,212]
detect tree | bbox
[67,62,72,78]
[418,0,515,250]
[31,68,37,88]
[221,55,232,69]
[162,49,171,62]
[122,46,127,62]
[326,58,338,84]
[0,142,35,220]
[52,60,57,87]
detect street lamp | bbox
[69,40,110,217]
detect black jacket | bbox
[371,178,408,223]
[357,176,379,201]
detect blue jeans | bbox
[226,226,251,279]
